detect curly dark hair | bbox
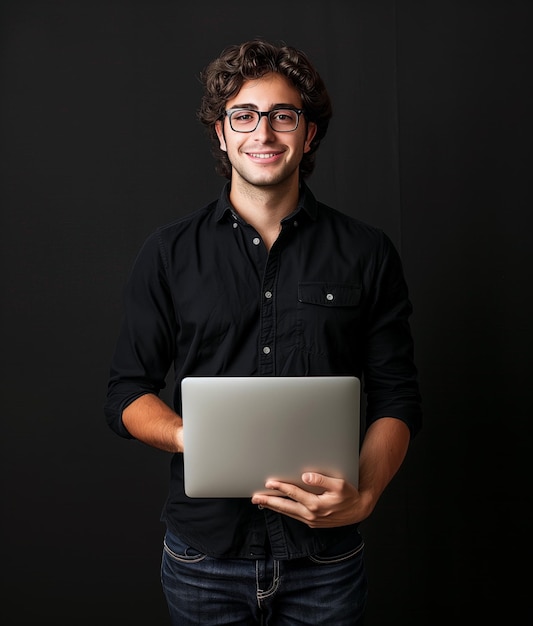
[197,38,333,180]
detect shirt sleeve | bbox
[104,230,176,438]
[362,232,422,438]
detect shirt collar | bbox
[214,181,319,223]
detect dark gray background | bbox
[1,1,531,624]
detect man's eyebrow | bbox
[229,103,257,109]
[228,103,299,110]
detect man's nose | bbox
[254,114,276,138]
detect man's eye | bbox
[234,112,254,122]
[272,110,296,123]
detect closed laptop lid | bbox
[181,376,360,498]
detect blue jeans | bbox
[161,529,367,625]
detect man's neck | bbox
[229,177,300,250]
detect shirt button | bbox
[252,237,261,246]
[293,220,298,227]
[232,222,238,229]
[265,291,272,299]
[326,293,334,301]
[262,346,271,354]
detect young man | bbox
[105,39,422,625]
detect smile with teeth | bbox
[248,152,278,159]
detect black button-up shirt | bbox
[105,182,422,559]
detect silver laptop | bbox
[181,376,360,498]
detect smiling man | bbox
[214,73,316,252]
[105,38,422,625]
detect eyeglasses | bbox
[224,107,305,133]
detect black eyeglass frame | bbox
[223,107,305,133]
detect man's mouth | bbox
[248,152,279,159]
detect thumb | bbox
[302,472,326,487]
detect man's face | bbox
[215,73,317,189]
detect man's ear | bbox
[215,120,227,152]
[304,121,317,153]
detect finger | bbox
[302,472,325,488]
[302,472,345,493]
[264,479,317,502]
[251,479,313,508]
[251,492,309,521]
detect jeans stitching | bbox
[307,541,364,565]
[256,559,281,605]
[163,539,207,564]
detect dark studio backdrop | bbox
[1,1,532,624]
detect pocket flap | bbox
[298,282,361,307]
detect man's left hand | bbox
[251,473,365,528]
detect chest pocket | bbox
[298,283,361,307]
[297,282,362,357]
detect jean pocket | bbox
[308,534,364,565]
[163,531,207,564]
